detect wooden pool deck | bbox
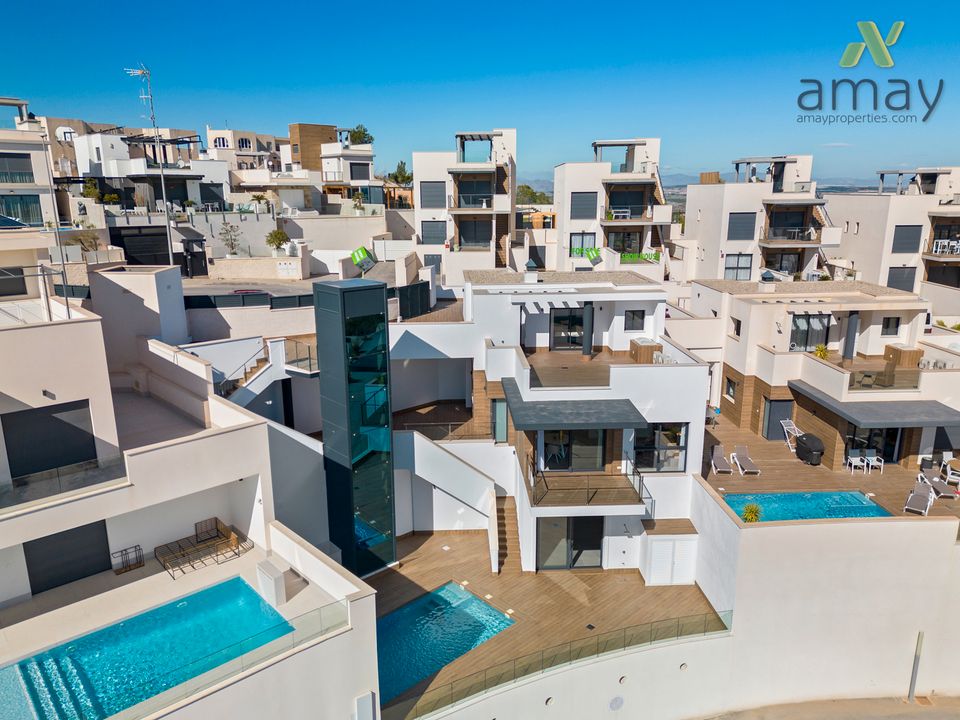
[369,532,721,714]
[702,424,960,520]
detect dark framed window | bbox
[891,225,922,253]
[886,266,916,292]
[569,232,596,258]
[543,429,605,471]
[492,399,508,443]
[634,423,688,472]
[724,253,752,280]
[764,251,800,274]
[421,221,446,245]
[0,153,33,183]
[881,316,901,336]
[458,218,492,249]
[0,195,42,226]
[0,267,27,297]
[237,138,252,150]
[725,377,737,400]
[625,309,646,331]
[419,181,446,209]
[350,163,371,181]
[570,192,598,220]
[727,212,757,241]
[731,317,742,337]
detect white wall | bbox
[0,544,30,608]
[188,306,315,342]
[389,358,469,412]
[268,422,329,552]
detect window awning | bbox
[502,378,647,430]
[788,380,960,429]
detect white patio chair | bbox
[779,419,801,452]
[846,453,866,474]
[863,449,884,474]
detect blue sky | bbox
[2,1,958,181]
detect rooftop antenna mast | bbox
[124,63,174,265]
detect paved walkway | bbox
[707,697,960,720]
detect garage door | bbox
[1,400,97,479]
[23,521,112,595]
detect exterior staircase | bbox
[18,655,104,719]
[496,496,522,574]
[495,215,509,268]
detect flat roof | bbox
[788,380,960,429]
[762,197,825,206]
[455,131,501,140]
[464,270,660,287]
[877,168,955,175]
[693,279,920,301]
[592,139,652,147]
[732,156,798,164]
[502,378,646,430]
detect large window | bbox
[881,316,901,336]
[550,307,585,350]
[570,192,598,220]
[536,516,603,570]
[608,231,642,259]
[458,218,492,249]
[492,399,508,443]
[0,267,27,297]
[634,423,688,472]
[764,251,800,274]
[727,212,757,241]
[0,195,42,225]
[419,181,446,208]
[724,253,752,280]
[421,220,446,245]
[891,225,922,253]
[0,153,34,183]
[569,232,596,258]
[543,429,605,471]
[350,163,371,181]
[789,313,831,352]
[237,137,252,150]
[886,266,917,292]
[457,178,492,208]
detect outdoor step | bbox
[58,656,102,719]
[19,659,61,720]
[39,657,82,720]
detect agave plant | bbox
[741,503,762,523]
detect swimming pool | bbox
[0,576,292,719]
[377,582,514,703]
[724,491,891,521]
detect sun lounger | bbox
[903,482,935,516]
[779,419,801,451]
[918,467,957,499]
[730,445,761,476]
[711,445,733,475]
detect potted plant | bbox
[741,503,762,523]
[813,343,830,360]
[265,228,290,257]
[352,191,365,216]
[251,193,268,213]
[219,222,242,258]
[605,209,614,221]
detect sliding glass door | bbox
[789,313,831,352]
[542,429,605,471]
[550,308,584,350]
[536,516,604,569]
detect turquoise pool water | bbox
[377,582,514,703]
[725,491,891,521]
[0,576,292,719]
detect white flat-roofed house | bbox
[683,155,840,284]
[412,129,518,285]
[825,167,960,325]
[553,139,674,277]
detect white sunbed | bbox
[780,419,802,452]
[730,445,760,476]
[903,482,935,516]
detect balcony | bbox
[447,193,495,212]
[600,204,672,225]
[924,237,960,260]
[530,465,647,506]
[759,225,821,246]
[322,171,344,183]
[0,458,127,517]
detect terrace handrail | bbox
[383,608,732,720]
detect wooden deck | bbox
[401,299,464,323]
[526,349,634,388]
[370,532,720,712]
[532,471,641,506]
[702,424,960,519]
[393,401,486,440]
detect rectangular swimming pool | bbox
[724,491,891,521]
[0,576,293,719]
[377,581,514,703]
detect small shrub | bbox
[813,343,830,360]
[81,178,101,201]
[265,228,290,251]
[741,503,762,523]
[102,193,120,204]
[219,222,242,255]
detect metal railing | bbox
[847,366,921,391]
[384,608,732,720]
[602,204,652,221]
[214,341,269,397]
[392,421,490,442]
[926,238,960,256]
[0,457,127,515]
[763,226,818,242]
[530,463,644,506]
[451,193,494,209]
[119,599,349,719]
[284,338,319,373]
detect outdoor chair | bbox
[863,449,884,474]
[903,482,935,516]
[730,445,760,476]
[918,467,956,499]
[711,445,733,475]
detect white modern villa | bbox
[1,92,960,720]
